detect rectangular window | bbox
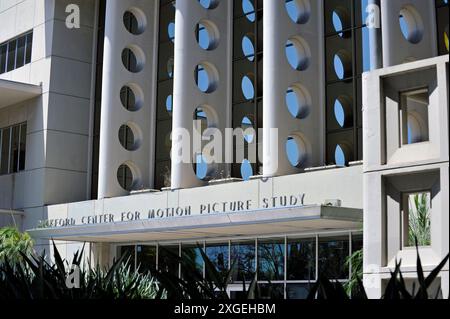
[0,128,11,175]
[402,192,432,248]
[400,88,430,145]
[0,44,7,74]
[287,237,316,281]
[0,31,33,74]
[136,245,157,273]
[7,39,16,72]
[9,125,20,173]
[19,123,27,171]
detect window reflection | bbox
[158,245,180,277]
[181,244,204,276]
[231,241,255,282]
[258,239,284,281]
[206,243,229,277]
[287,237,316,281]
[318,236,350,280]
[136,245,156,273]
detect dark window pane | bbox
[158,245,179,277]
[119,245,136,270]
[287,238,316,281]
[0,44,7,74]
[205,243,229,278]
[7,39,16,72]
[181,244,204,277]
[25,33,33,64]
[136,245,156,273]
[9,125,20,173]
[287,283,312,299]
[231,241,255,282]
[318,235,350,280]
[258,284,284,299]
[19,123,27,171]
[15,36,26,68]
[258,239,284,281]
[1,128,11,175]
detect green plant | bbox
[344,249,363,297]
[0,241,160,299]
[0,227,34,266]
[408,193,431,246]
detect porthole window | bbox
[193,105,218,133]
[167,58,174,78]
[117,163,136,191]
[241,75,255,100]
[166,95,173,114]
[194,153,217,181]
[118,124,141,151]
[123,9,146,35]
[195,63,219,93]
[242,0,256,22]
[241,116,255,143]
[242,35,255,61]
[333,50,352,80]
[285,0,311,24]
[285,85,311,119]
[331,8,351,37]
[120,84,143,112]
[168,22,175,42]
[286,135,308,168]
[196,20,220,51]
[121,46,145,73]
[333,95,352,128]
[241,159,253,180]
[334,145,347,166]
[285,37,311,71]
[198,0,220,10]
[399,5,424,44]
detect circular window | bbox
[334,144,350,167]
[285,0,311,24]
[167,58,174,78]
[195,63,219,93]
[241,75,255,100]
[399,5,424,44]
[242,35,255,61]
[117,163,137,191]
[198,0,220,9]
[166,95,173,114]
[332,8,351,37]
[241,116,255,143]
[333,50,352,80]
[241,159,253,180]
[194,153,217,181]
[118,124,141,151]
[121,46,145,73]
[120,84,143,112]
[285,84,311,119]
[285,37,311,71]
[242,0,256,22]
[196,20,220,50]
[286,135,308,168]
[168,22,175,42]
[123,9,146,35]
[333,95,352,128]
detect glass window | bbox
[231,241,256,282]
[287,237,316,281]
[318,235,350,280]
[258,283,284,299]
[136,245,157,273]
[0,128,11,175]
[181,244,204,276]
[258,239,285,281]
[25,33,33,64]
[15,36,26,69]
[19,124,26,171]
[118,245,136,269]
[9,125,20,173]
[205,243,229,277]
[7,39,16,72]
[286,283,311,300]
[403,192,431,247]
[0,44,7,74]
[158,245,180,277]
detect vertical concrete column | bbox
[98,0,158,198]
[381,0,437,67]
[171,0,232,189]
[263,0,324,177]
[368,0,383,70]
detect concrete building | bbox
[0,0,448,299]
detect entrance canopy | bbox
[28,205,362,243]
[0,79,41,108]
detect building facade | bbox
[0,0,448,299]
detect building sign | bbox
[38,193,306,229]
